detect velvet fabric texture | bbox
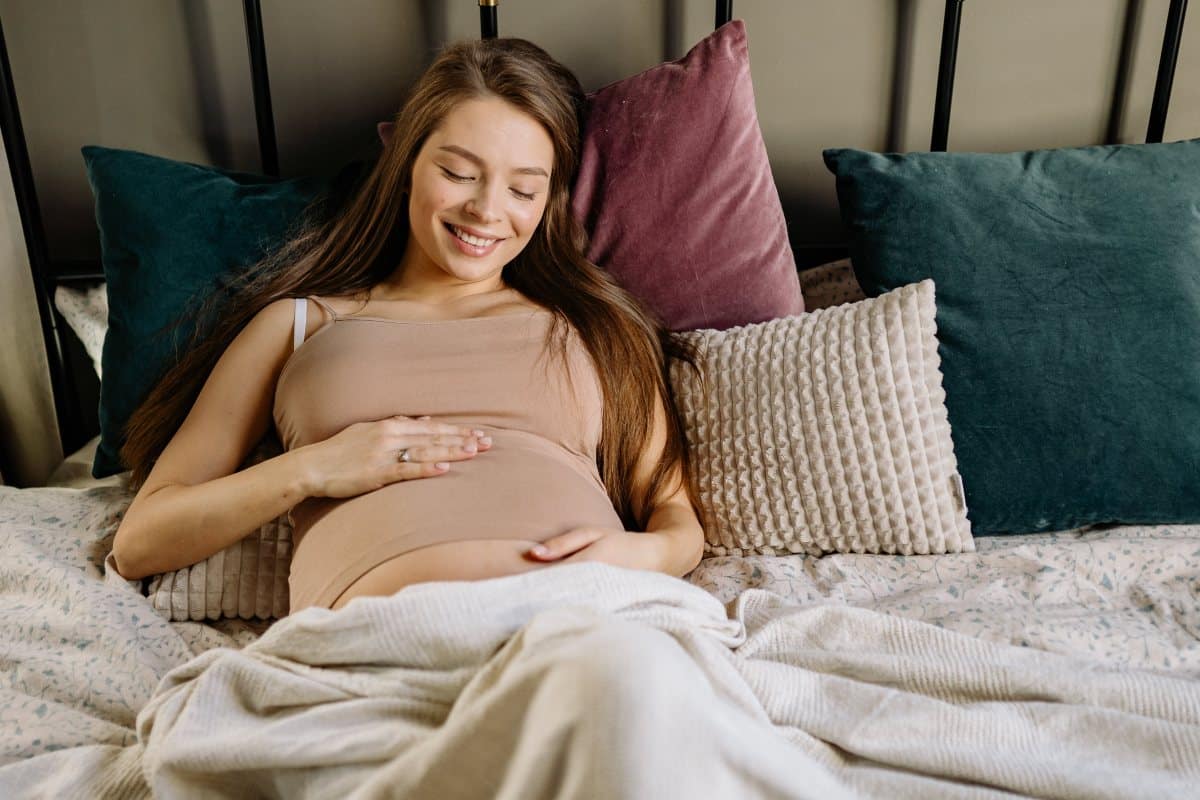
[83,146,341,478]
[571,21,803,331]
[374,22,803,330]
[824,140,1200,534]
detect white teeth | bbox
[451,225,497,248]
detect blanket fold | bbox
[128,563,1199,800]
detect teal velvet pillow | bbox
[824,139,1200,534]
[83,146,343,478]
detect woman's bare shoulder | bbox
[200,299,303,368]
[250,295,352,327]
[255,297,301,322]
[133,298,299,499]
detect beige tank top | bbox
[273,295,624,611]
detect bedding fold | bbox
[3,484,1198,798]
[124,563,1199,799]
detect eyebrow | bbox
[437,145,549,178]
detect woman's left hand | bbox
[526,527,658,571]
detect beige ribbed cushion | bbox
[670,279,973,557]
[144,439,292,621]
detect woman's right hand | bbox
[300,415,491,499]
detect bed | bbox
[2,1,1199,798]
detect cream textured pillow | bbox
[143,439,292,621]
[670,279,973,557]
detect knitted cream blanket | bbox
[31,563,1200,798]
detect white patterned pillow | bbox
[670,279,973,557]
[798,257,866,310]
[143,438,292,621]
[54,283,108,379]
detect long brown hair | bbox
[123,37,705,532]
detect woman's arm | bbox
[528,385,705,578]
[633,389,705,577]
[642,486,705,579]
[112,299,312,580]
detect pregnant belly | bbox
[288,429,624,612]
[329,538,551,610]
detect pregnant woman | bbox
[110,35,706,615]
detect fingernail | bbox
[435,462,449,470]
[479,436,492,445]
[530,545,548,556]
[472,429,486,437]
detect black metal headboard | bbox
[0,0,1190,459]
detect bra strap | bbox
[292,298,307,352]
[293,296,340,352]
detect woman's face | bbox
[401,96,554,293]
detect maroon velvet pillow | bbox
[571,21,802,331]
[378,21,802,331]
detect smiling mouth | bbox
[444,222,502,247]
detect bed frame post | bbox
[1146,0,1189,143]
[931,0,964,152]
[243,0,280,176]
[480,1,499,39]
[1105,0,1142,145]
[715,1,732,28]
[0,14,80,455]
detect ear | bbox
[377,121,396,147]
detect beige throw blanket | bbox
[121,562,1198,799]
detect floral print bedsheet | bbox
[690,524,1200,677]
[0,485,268,766]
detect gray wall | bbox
[2,0,1198,483]
[8,0,1198,261]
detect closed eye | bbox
[441,166,537,201]
[440,167,473,183]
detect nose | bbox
[463,179,504,224]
